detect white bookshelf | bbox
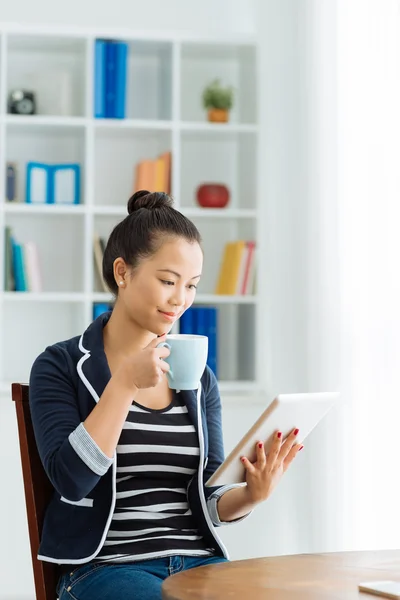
[0,23,263,399]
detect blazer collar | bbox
[77,312,112,402]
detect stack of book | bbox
[215,240,256,295]
[179,306,218,377]
[94,39,128,119]
[133,151,171,194]
[4,227,42,292]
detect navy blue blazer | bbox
[29,312,247,565]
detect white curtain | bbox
[255,0,400,556]
[337,0,400,550]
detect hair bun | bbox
[127,190,173,214]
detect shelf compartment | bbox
[5,122,85,204]
[126,40,172,121]
[180,129,257,210]
[94,128,172,207]
[177,303,256,383]
[1,301,85,383]
[6,34,86,117]
[5,212,85,292]
[94,39,173,122]
[189,217,256,295]
[180,42,256,125]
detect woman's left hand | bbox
[241,429,303,505]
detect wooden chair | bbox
[12,383,59,600]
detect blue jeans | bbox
[57,555,228,600]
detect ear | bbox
[113,257,129,288]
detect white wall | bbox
[0,0,256,34]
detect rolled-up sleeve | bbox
[69,423,113,476]
[202,367,252,526]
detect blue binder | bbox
[105,41,118,118]
[94,39,106,118]
[115,42,128,119]
[179,307,194,334]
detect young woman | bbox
[29,190,303,600]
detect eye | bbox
[188,284,198,290]
[160,279,174,286]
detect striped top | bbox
[97,392,214,562]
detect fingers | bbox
[159,359,170,374]
[265,431,282,467]
[155,346,171,359]
[283,443,304,473]
[278,428,300,461]
[241,455,256,476]
[148,334,167,348]
[255,441,267,468]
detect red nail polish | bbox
[241,457,246,462]
[294,428,299,436]
[277,432,282,439]
[299,445,304,451]
[258,442,263,448]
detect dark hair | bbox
[103,190,202,295]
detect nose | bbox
[170,284,186,308]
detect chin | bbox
[149,322,173,337]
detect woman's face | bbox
[116,237,203,336]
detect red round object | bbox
[196,184,230,208]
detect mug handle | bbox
[156,342,173,380]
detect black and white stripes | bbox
[97,394,213,562]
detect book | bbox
[215,240,246,295]
[6,163,17,202]
[4,227,15,291]
[105,41,118,118]
[93,303,112,320]
[239,241,256,295]
[93,234,108,292]
[94,39,106,118]
[24,242,42,292]
[133,151,172,193]
[115,41,128,119]
[12,240,27,292]
[26,163,50,204]
[52,164,80,204]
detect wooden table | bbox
[162,550,400,599]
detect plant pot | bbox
[196,184,230,209]
[207,108,229,123]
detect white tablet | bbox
[205,392,339,487]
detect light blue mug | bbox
[157,334,208,390]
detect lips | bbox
[158,310,178,318]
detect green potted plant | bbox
[202,79,234,123]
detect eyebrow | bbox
[157,269,201,280]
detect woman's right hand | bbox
[115,334,171,391]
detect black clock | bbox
[8,90,36,115]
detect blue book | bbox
[93,303,112,320]
[194,307,207,337]
[94,39,106,118]
[179,307,194,334]
[115,42,128,119]
[12,240,26,292]
[105,41,118,118]
[206,307,218,378]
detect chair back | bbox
[11,383,58,600]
